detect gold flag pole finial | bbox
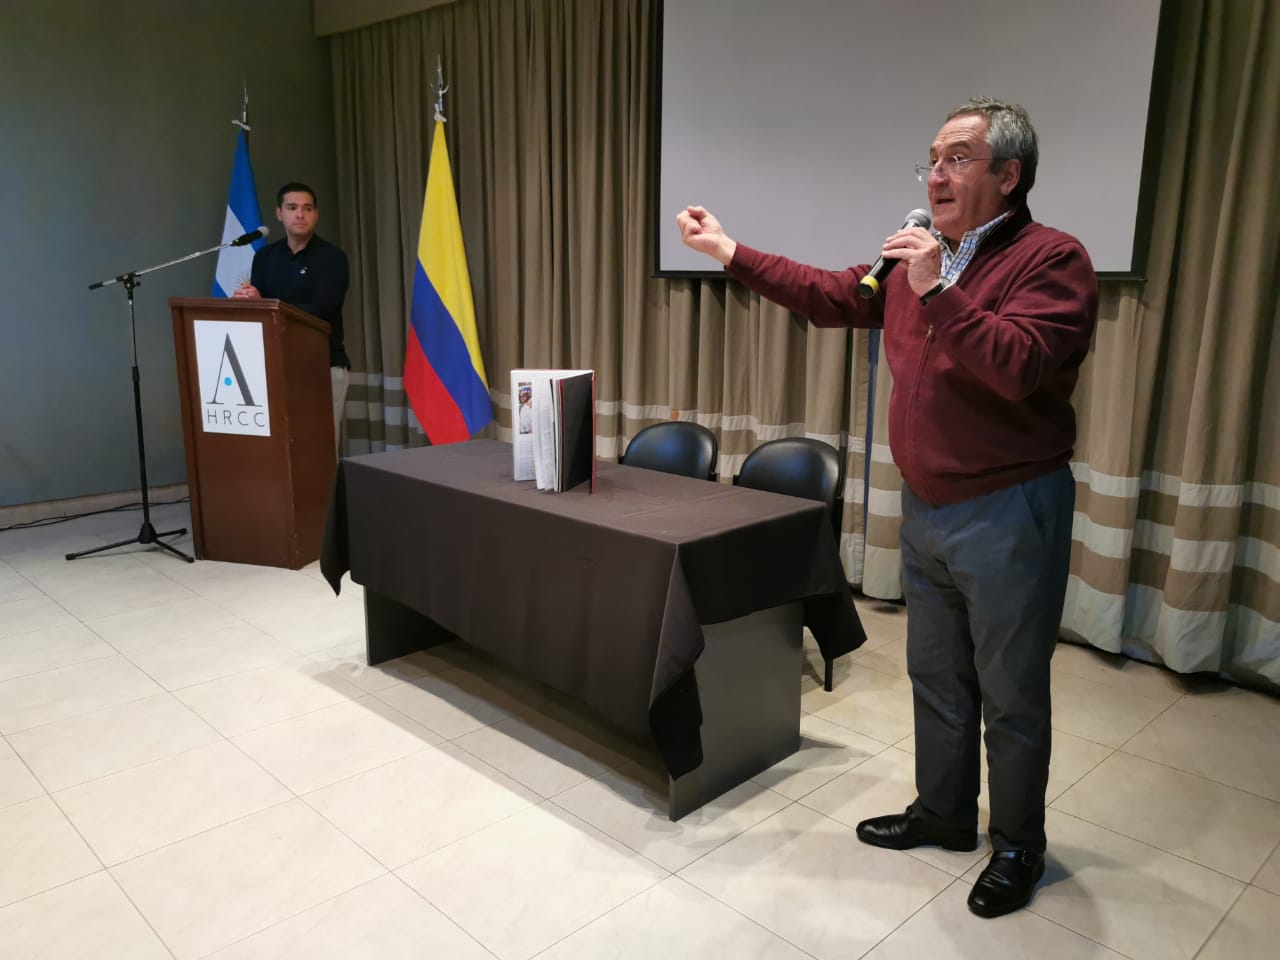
[431,55,448,123]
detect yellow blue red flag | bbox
[404,123,492,442]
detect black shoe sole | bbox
[855,828,979,853]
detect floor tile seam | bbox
[0,688,194,745]
[539,792,690,874]
[44,583,209,621]
[123,648,313,697]
[1114,688,1188,755]
[0,647,124,686]
[52,764,302,870]
[0,605,82,641]
[523,873,804,960]
[83,609,260,660]
[22,720,229,798]
[5,552,149,580]
[1248,836,1280,885]
[186,869,401,960]
[218,727,336,802]
[0,687,163,738]
[752,747,886,806]
[1020,897,1144,960]
[25,564,189,595]
[1109,746,1280,805]
[445,728,593,801]
[0,547,106,568]
[146,550,229,594]
[898,843,988,879]
[176,868,393,959]
[103,863,180,959]
[1188,881,1250,960]
[298,759,541,871]
[523,875,671,959]
[674,828,956,958]
[202,593,347,621]
[372,869,504,960]
[1043,807,1257,886]
[789,791,940,845]
[1043,745,1118,805]
[233,731,440,798]
[0,578,44,602]
[1165,688,1280,734]
[798,708,904,747]
[1056,668,1184,712]
[97,795,298,872]
[0,865,107,914]
[856,877,961,960]
[0,734,49,810]
[27,788,109,885]
[368,684,509,743]
[850,657,907,682]
[389,798,588,885]
[276,739,442,800]
[553,784,797,875]
[1049,657,1190,699]
[264,631,374,659]
[226,690,442,745]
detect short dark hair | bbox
[946,98,1038,206]
[276,182,317,207]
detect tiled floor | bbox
[1,502,1278,959]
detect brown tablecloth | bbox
[320,440,865,776]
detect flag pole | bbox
[233,81,251,132]
[214,85,264,296]
[405,54,494,444]
[431,55,448,123]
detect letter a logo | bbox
[207,334,260,406]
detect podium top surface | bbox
[168,297,330,335]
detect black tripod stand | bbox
[67,234,260,564]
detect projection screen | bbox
[657,0,1165,276]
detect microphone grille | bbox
[905,208,932,229]
[258,225,270,238]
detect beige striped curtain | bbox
[330,0,1278,688]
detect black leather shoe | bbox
[855,808,978,852]
[967,849,1045,918]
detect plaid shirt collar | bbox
[936,210,1012,283]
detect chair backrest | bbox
[735,438,843,536]
[620,421,718,481]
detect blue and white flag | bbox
[211,128,265,297]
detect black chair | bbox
[735,437,845,690]
[620,421,718,481]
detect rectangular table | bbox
[321,440,866,818]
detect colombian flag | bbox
[404,123,493,443]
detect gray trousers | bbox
[900,467,1074,853]
[330,365,350,456]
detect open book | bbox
[510,369,596,492]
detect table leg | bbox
[668,602,803,821]
[363,588,456,665]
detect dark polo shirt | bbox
[250,234,350,368]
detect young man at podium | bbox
[233,182,350,452]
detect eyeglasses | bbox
[914,155,1000,182]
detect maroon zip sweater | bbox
[727,204,1099,506]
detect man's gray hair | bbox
[947,97,1038,206]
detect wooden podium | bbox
[169,297,335,569]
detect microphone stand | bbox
[67,237,252,564]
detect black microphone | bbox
[229,225,269,247]
[856,208,932,299]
